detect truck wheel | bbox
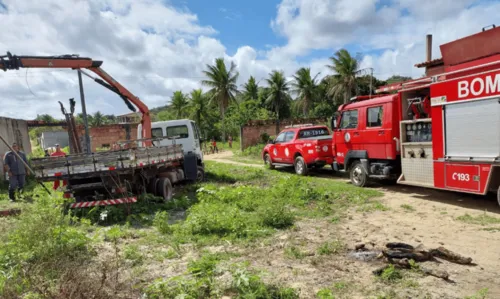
[264,154,275,170]
[497,185,500,208]
[157,178,173,202]
[197,166,205,182]
[294,156,308,176]
[148,178,159,196]
[350,161,368,187]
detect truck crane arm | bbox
[0,52,152,146]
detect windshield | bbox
[298,127,330,138]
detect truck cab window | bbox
[340,110,358,129]
[275,132,287,143]
[367,106,383,127]
[151,128,163,138]
[167,125,189,139]
[284,131,295,142]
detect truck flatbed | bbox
[31,144,184,181]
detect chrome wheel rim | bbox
[296,160,304,174]
[352,166,363,185]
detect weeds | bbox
[317,288,335,299]
[456,213,500,226]
[317,240,344,255]
[378,265,403,283]
[400,204,416,212]
[123,244,144,266]
[465,288,489,299]
[285,246,306,259]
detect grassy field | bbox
[0,161,421,298]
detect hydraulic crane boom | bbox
[0,52,152,147]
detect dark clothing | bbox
[8,174,25,200]
[3,151,28,175]
[3,151,28,201]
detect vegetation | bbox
[30,48,395,144]
[0,161,384,297]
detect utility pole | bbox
[369,68,374,98]
[78,70,91,154]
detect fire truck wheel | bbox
[294,156,308,176]
[197,166,205,182]
[264,153,275,170]
[157,178,173,202]
[350,161,368,187]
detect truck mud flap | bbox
[183,152,198,181]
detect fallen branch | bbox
[430,247,472,265]
[386,242,414,250]
[382,249,432,262]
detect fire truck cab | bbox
[332,26,500,205]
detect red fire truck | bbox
[331,26,500,206]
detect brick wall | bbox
[240,118,328,150]
[76,123,138,152]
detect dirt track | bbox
[206,152,500,298]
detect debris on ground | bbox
[351,241,474,281]
[0,208,21,217]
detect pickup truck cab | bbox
[262,124,333,175]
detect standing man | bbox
[3,142,29,202]
[51,144,67,190]
[228,135,233,148]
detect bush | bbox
[259,200,295,229]
[0,195,92,296]
[153,211,173,234]
[260,132,271,144]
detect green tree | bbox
[242,76,259,102]
[170,91,188,119]
[291,67,319,117]
[202,58,239,141]
[90,111,105,127]
[188,89,208,130]
[35,114,57,123]
[327,49,362,104]
[386,75,412,84]
[265,70,291,134]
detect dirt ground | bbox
[205,152,500,298]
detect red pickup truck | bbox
[262,125,334,175]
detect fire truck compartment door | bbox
[444,98,500,158]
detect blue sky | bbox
[172,0,284,55]
[1,0,499,118]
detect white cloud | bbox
[0,0,498,120]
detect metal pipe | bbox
[426,34,432,61]
[78,70,91,154]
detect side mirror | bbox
[331,116,338,130]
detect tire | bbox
[157,177,173,202]
[497,185,500,208]
[196,166,205,182]
[294,156,308,176]
[148,178,159,195]
[350,161,368,187]
[264,153,275,170]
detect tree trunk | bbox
[276,100,280,135]
[303,96,309,117]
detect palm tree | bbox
[91,111,105,127]
[327,49,362,104]
[170,91,188,118]
[291,67,319,117]
[202,58,239,141]
[242,76,259,101]
[265,70,290,134]
[188,89,208,130]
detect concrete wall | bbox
[40,131,69,149]
[76,123,138,152]
[240,118,328,150]
[0,117,32,177]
